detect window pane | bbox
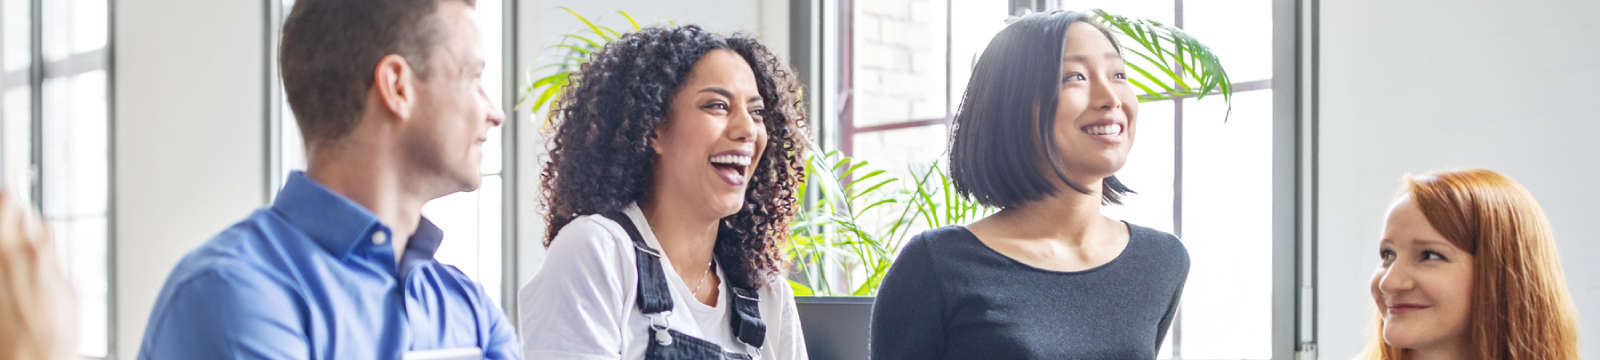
[2,0,30,72]
[476,174,503,308]
[1058,0,1175,25]
[39,70,106,218]
[850,123,948,180]
[69,0,107,56]
[41,70,107,218]
[947,0,1007,110]
[426,186,482,278]
[852,0,950,127]
[1178,90,1273,359]
[1182,0,1273,82]
[3,87,31,195]
[41,67,109,360]
[41,0,67,61]
[53,216,108,357]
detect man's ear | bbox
[373,54,416,121]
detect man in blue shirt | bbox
[136,0,518,358]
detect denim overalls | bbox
[601,212,767,360]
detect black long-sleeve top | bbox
[870,223,1190,360]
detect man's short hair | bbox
[279,0,475,146]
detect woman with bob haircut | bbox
[1363,169,1579,360]
[870,10,1189,360]
[517,25,810,359]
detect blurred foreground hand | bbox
[0,189,76,360]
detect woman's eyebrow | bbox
[698,87,733,98]
[1412,237,1460,250]
[1062,52,1123,62]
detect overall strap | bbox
[727,278,768,348]
[600,212,674,315]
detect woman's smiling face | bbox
[1371,195,1475,352]
[650,49,768,220]
[1046,21,1139,186]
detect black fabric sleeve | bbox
[1152,275,1185,352]
[869,234,947,360]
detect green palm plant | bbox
[515,8,640,129]
[785,152,994,296]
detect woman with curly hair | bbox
[1362,169,1579,360]
[517,24,808,360]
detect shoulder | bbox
[165,210,298,291]
[756,275,797,302]
[1123,222,1190,270]
[903,226,976,256]
[1126,223,1185,254]
[547,214,632,257]
[146,255,303,334]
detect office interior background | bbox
[0,0,1595,358]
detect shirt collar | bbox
[272,171,444,265]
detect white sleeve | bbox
[764,279,809,360]
[518,216,631,360]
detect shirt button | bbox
[372,231,389,245]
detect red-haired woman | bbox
[1364,169,1579,360]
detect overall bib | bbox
[600,212,768,360]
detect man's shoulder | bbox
[165,208,307,289]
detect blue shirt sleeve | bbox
[139,264,309,360]
[479,278,521,360]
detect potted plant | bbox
[521,8,1233,359]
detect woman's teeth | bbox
[709,154,753,166]
[1084,124,1123,135]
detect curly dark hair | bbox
[539,25,807,291]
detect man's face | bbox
[402,1,503,194]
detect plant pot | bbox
[794,296,874,360]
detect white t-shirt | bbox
[518,203,808,360]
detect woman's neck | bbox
[638,194,720,284]
[983,179,1109,246]
[1409,337,1470,360]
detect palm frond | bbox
[1092,9,1234,119]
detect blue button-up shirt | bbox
[137,171,520,359]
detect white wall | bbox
[1317,0,1600,358]
[112,0,265,357]
[514,0,789,288]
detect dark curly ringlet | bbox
[949,10,1134,209]
[540,25,808,291]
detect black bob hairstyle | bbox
[948,10,1134,209]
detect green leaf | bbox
[618,11,640,31]
[552,44,594,55]
[789,280,814,296]
[560,7,613,42]
[530,76,567,113]
[559,34,602,50]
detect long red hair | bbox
[1361,169,1579,360]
